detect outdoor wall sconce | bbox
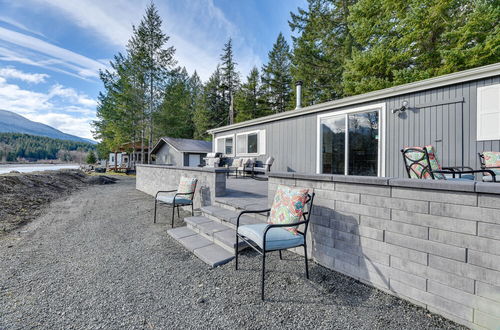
[392,100,408,114]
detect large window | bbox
[215,135,234,155]
[477,84,500,141]
[236,130,265,155]
[318,105,383,176]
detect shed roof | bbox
[207,62,500,134]
[151,137,212,154]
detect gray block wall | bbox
[136,165,227,208]
[269,172,500,329]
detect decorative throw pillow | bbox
[232,158,243,168]
[177,176,197,200]
[268,185,309,235]
[483,151,500,168]
[424,145,445,180]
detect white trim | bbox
[208,63,500,134]
[235,130,262,156]
[214,133,235,156]
[316,102,386,176]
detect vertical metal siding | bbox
[214,76,500,177]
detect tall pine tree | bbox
[219,38,240,125]
[261,32,293,113]
[235,66,264,122]
[126,3,176,163]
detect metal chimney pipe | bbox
[295,81,303,110]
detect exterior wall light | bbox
[392,100,409,114]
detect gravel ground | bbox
[0,170,116,234]
[0,178,464,329]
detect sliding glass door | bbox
[319,108,381,176]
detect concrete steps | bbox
[166,205,269,268]
[167,226,234,268]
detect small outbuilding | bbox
[151,137,212,167]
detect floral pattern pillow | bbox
[268,185,309,235]
[177,176,197,200]
[403,145,445,180]
[483,151,500,168]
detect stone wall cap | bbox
[389,178,476,192]
[332,175,391,185]
[136,164,228,173]
[475,182,500,194]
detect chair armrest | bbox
[236,209,271,228]
[443,166,474,172]
[263,221,308,246]
[155,190,177,198]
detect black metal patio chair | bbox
[235,185,315,300]
[153,176,198,227]
[401,145,496,181]
[478,151,500,182]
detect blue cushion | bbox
[444,174,474,180]
[156,195,193,205]
[237,223,304,251]
[446,177,474,181]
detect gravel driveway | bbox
[0,177,463,329]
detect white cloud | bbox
[25,112,95,139]
[0,16,47,38]
[0,67,49,83]
[22,0,261,81]
[0,78,96,139]
[0,26,105,79]
[48,84,97,107]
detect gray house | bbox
[151,137,212,167]
[208,63,500,178]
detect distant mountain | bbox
[0,109,96,144]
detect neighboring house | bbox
[108,142,149,171]
[151,137,212,167]
[208,63,500,178]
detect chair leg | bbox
[303,245,309,279]
[154,198,157,223]
[191,203,194,216]
[177,205,180,217]
[235,234,239,270]
[279,250,283,260]
[171,204,175,228]
[261,251,266,301]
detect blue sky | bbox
[0,0,306,139]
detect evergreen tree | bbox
[193,66,225,139]
[261,32,293,113]
[86,151,97,164]
[235,66,264,122]
[155,67,194,138]
[219,38,240,125]
[126,3,176,163]
[289,0,355,104]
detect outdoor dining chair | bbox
[401,145,496,181]
[235,184,315,300]
[153,176,198,227]
[478,151,500,182]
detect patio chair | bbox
[227,157,255,178]
[153,176,198,227]
[478,151,500,182]
[235,185,315,300]
[249,156,274,180]
[401,145,495,181]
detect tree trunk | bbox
[229,91,234,125]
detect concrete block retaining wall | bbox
[268,172,500,330]
[136,165,227,209]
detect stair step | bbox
[167,227,197,240]
[194,244,234,267]
[184,216,212,227]
[214,200,269,222]
[201,206,265,228]
[177,233,212,251]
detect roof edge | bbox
[208,63,500,134]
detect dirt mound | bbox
[0,170,118,234]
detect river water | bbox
[0,164,80,174]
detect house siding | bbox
[155,143,183,166]
[214,76,500,177]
